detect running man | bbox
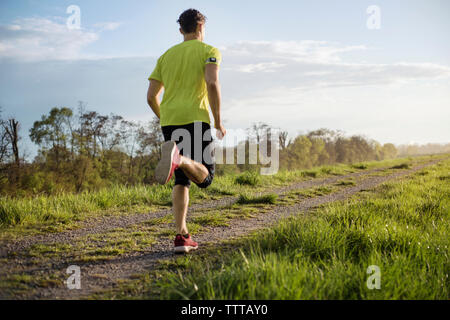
[147,9,226,253]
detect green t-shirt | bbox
[149,39,222,127]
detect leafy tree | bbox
[381,143,397,159]
[29,107,73,167]
[78,110,108,159]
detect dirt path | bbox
[0,165,389,258]
[0,158,442,299]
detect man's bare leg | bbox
[178,155,208,184]
[172,156,209,235]
[173,184,189,235]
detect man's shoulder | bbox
[181,40,220,52]
[200,42,220,52]
[159,41,220,61]
[160,42,183,57]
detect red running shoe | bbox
[174,234,198,253]
[155,141,181,184]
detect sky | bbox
[0,0,449,159]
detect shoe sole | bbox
[174,245,198,254]
[155,141,177,184]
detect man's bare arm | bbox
[147,79,164,119]
[205,64,226,139]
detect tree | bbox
[278,131,289,150]
[288,135,313,169]
[119,120,140,181]
[29,107,73,167]
[308,128,340,164]
[137,117,164,157]
[0,109,10,164]
[247,122,269,145]
[0,114,21,185]
[309,137,327,166]
[78,110,108,159]
[98,114,124,152]
[381,143,397,159]
[4,119,20,168]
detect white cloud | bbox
[0,18,98,61]
[219,41,450,102]
[232,62,286,73]
[221,40,367,64]
[7,25,22,31]
[0,18,122,61]
[93,22,122,31]
[217,41,450,142]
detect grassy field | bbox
[0,155,434,239]
[0,154,448,300]
[101,156,449,300]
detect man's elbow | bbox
[206,79,220,90]
[147,87,160,105]
[147,94,156,106]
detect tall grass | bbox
[152,159,449,300]
[0,184,173,228]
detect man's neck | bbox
[183,33,202,42]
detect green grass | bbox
[282,186,338,202]
[391,163,411,169]
[15,225,158,266]
[352,163,368,169]
[0,271,63,297]
[143,214,173,226]
[237,193,278,205]
[0,154,443,239]
[112,157,449,300]
[234,171,261,186]
[335,179,356,186]
[191,213,231,227]
[0,183,173,233]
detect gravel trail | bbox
[0,165,389,258]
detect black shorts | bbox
[161,122,215,188]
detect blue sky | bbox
[0,0,449,159]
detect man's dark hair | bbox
[177,9,206,33]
